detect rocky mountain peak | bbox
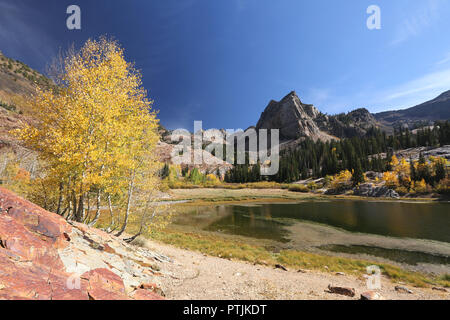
[346,108,377,124]
[254,91,385,143]
[256,92,333,142]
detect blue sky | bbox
[1,0,450,130]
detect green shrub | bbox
[0,100,16,112]
[188,168,205,185]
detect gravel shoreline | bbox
[142,238,449,300]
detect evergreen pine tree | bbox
[352,159,365,186]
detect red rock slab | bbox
[0,188,164,300]
[0,248,87,300]
[82,268,130,300]
[47,271,89,300]
[0,187,71,249]
[0,214,64,270]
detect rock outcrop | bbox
[0,187,165,300]
[255,92,380,143]
[322,108,379,138]
[256,91,336,142]
[155,141,233,177]
[353,183,400,199]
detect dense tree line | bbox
[225,121,450,183]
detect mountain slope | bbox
[375,90,450,128]
[0,51,50,106]
[0,51,231,175]
[0,51,49,147]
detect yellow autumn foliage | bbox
[13,37,166,234]
[205,173,220,185]
[389,155,399,168]
[412,179,428,194]
[382,171,399,188]
[330,170,352,191]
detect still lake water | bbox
[176,201,450,243]
[173,200,450,266]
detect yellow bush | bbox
[390,155,399,168]
[330,170,352,191]
[412,179,428,194]
[429,156,448,168]
[205,174,220,185]
[382,171,399,188]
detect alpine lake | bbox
[170,199,450,274]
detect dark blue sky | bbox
[1,0,450,130]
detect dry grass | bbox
[166,188,441,205]
[147,229,450,288]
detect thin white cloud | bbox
[436,52,450,65]
[310,66,450,114]
[382,68,450,103]
[390,0,443,46]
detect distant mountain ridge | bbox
[1,50,449,148]
[374,90,450,129]
[253,90,450,144]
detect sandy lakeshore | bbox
[142,238,449,300]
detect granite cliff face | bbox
[255,92,379,143]
[256,91,336,142]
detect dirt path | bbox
[142,239,449,300]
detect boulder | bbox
[432,287,448,293]
[395,286,413,294]
[360,291,384,300]
[327,285,356,297]
[275,264,288,271]
[353,183,400,199]
[365,171,383,180]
